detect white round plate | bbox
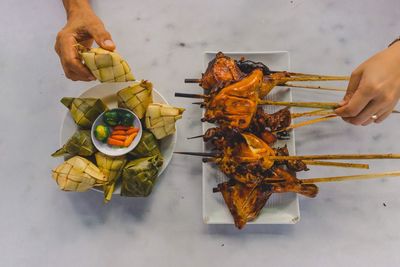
[60,81,177,194]
[91,108,143,157]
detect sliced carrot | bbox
[114,125,131,131]
[110,135,127,141]
[111,130,127,136]
[126,128,139,135]
[124,133,138,147]
[107,138,125,147]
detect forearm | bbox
[62,0,93,19]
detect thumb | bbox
[88,23,116,51]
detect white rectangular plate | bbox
[202,51,300,225]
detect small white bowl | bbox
[91,108,143,157]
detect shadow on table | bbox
[64,184,157,227]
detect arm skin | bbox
[55,0,115,81]
[335,42,400,125]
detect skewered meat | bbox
[203,69,263,129]
[189,52,348,98]
[236,58,271,76]
[204,131,308,184]
[215,167,318,228]
[215,179,272,229]
[269,168,318,198]
[201,52,244,91]
[275,146,309,172]
[250,107,292,133]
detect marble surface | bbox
[1,0,400,266]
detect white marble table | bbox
[1,0,400,266]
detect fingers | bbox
[375,109,393,124]
[374,103,397,124]
[335,68,366,118]
[335,84,374,118]
[346,99,384,125]
[55,32,95,81]
[361,109,384,126]
[87,22,116,51]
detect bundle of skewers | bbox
[175,52,400,229]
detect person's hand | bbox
[55,7,115,81]
[335,41,400,125]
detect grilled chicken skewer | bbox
[185,52,349,94]
[213,169,400,229]
[175,131,390,184]
[179,131,398,229]
[177,69,342,129]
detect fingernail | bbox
[339,100,346,106]
[103,40,115,47]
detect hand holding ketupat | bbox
[55,0,117,81]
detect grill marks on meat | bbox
[216,180,272,229]
[274,145,309,172]
[201,52,244,91]
[203,69,263,129]
[251,107,292,133]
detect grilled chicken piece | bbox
[269,167,318,198]
[215,167,318,229]
[251,107,292,132]
[200,52,244,91]
[274,145,309,172]
[203,69,263,129]
[216,180,272,229]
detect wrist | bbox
[63,0,93,20]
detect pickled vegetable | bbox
[94,125,111,142]
[120,111,134,126]
[103,110,119,126]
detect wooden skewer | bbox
[175,92,207,99]
[282,83,346,92]
[175,92,341,110]
[187,134,205,140]
[301,171,400,184]
[291,109,335,118]
[274,115,337,133]
[176,152,400,161]
[258,100,340,109]
[184,74,349,84]
[184,78,201,83]
[205,157,369,169]
[279,76,350,83]
[174,151,219,157]
[282,73,350,80]
[177,151,368,169]
[303,160,369,169]
[291,109,400,117]
[269,154,400,161]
